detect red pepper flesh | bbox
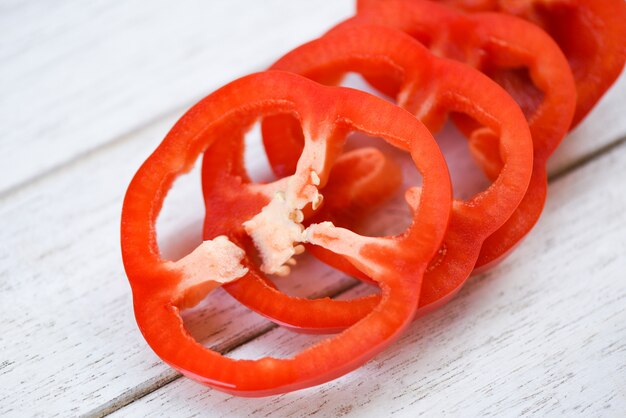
[121,71,452,395]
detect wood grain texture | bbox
[0,0,354,193]
[0,2,625,416]
[109,141,626,418]
[0,113,364,417]
[0,114,621,417]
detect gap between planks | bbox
[548,135,626,182]
[84,137,626,418]
[83,280,364,418]
[0,107,180,200]
[0,83,265,201]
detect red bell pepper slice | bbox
[336,1,576,270]
[359,0,626,126]
[121,71,452,395]
[219,26,532,333]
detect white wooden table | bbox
[1,2,625,417]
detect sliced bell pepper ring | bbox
[359,0,626,126]
[223,26,532,333]
[335,1,576,270]
[121,71,452,394]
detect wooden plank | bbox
[109,141,626,418]
[0,0,354,193]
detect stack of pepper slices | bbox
[121,0,625,397]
